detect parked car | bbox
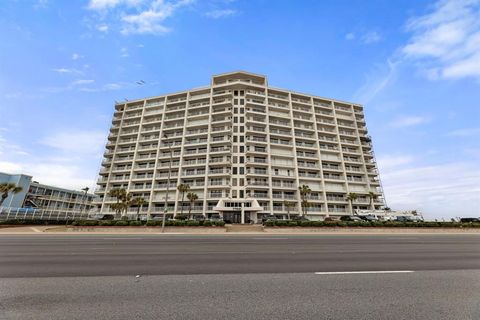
[292,216,309,222]
[262,215,278,223]
[91,214,114,220]
[358,215,379,222]
[192,215,205,222]
[209,214,223,222]
[460,217,480,223]
[340,215,364,222]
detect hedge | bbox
[263,220,480,228]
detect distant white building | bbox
[0,172,95,219]
[95,71,386,223]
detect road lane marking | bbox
[315,271,414,275]
[252,237,288,240]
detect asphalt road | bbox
[1,234,480,319]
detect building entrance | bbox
[223,211,242,224]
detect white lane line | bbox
[315,271,414,275]
[102,237,145,240]
[30,227,42,233]
[252,237,289,240]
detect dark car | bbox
[460,217,480,223]
[358,215,379,222]
[192,215,206,222]
[340,215,364,222]
[209,214,223,222]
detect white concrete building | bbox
[95,71,385,223]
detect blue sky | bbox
[0,0,479,219]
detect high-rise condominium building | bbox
[95,71,385,223]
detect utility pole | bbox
[80,187,89,220]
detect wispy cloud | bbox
[402,0,480,80]
[345,32,355,40]
[97,23,109,32]
[380,159,480,218]
[389,115,431,128]
[87,0,144,11]
[361,31,382,44]
[447,127,480,137]
[353,59,399,103]
[71,53,83,60]
[120,47,129,57]
[52,68,84,75]
[71,79,95,85]
[205,9,237,19]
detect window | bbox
[240,126,244,133]
[233,167,237,174]
[240,99,244,105]
[240,156,244,163]
[240,146,244,152]
[240,136,244,142]
[240,179,244,186]
[234,90,238,96]
[234,136,238,142]
[234,99,239,104]
[240,167,244,174]
[232,178,237,186]
[240,190,244,198]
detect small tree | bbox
[131,197,147,221]
[368,191,377,210]
[283,200,295,220]
[186,192,199,219]
[177,184,190,217]
[298,185,312,217]
[108,188,126,218]
[346,192,358,215]
[0,183,23,207]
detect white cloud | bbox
[353,59,399,103]
[402,0,480,80]
[39,131,106,155]
[376,154,415,171]
[345,32,355,40]
[52,68,84,75]
[361,31,381,44]
[87,0,144,10]
[389,115,430,128]
[71,53,83,60]
[380,161,480,219]
[447,127,480,137]
[86,0,195,35]
[71,79,95,85]
[205,9,237,19]
[97,24,109,32]
[120,47,129,57]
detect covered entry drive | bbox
[213,199,264,224]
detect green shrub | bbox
[203,220,213,227]
[175,214,187,221]
[71,221,79,226]
[129,221,143,226]
[115,220,129,226]
[264,220,275,227]
[300,221,312,227]
[214,220,225,227]
[186,220,200,226]
[146,220,158,226]
[98,220,115,226]
[288,221,298,227]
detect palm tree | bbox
[186,192,199,219]
[346,192,358,215]
[177,184,190,217]
[108,188,127,219]
[298,185,312,217]
[130,197,147,221]
[368,191,377,210]
[283,200,295,220]
[0,183,23,207]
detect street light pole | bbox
[161,134,172,233]
[80,187,89,220]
